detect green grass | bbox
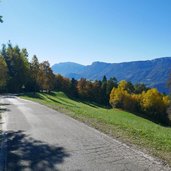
[21,91,171,166]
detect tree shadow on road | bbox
[6,131,70,171]
[0,102,10,114]
[0,107,10,115]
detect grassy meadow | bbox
[21,91,171,166]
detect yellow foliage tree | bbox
[118,80,128,90]
[124,94,141,112]
[140,88,170,123]
[110,85,141,112]
[109,87,127,108]
[110,82,170,125]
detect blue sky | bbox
[1,0,171,65]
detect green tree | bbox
[24,55,40,92]
[0,56,8,91]
[70,78,78,98]
[101,76,108,105]
[1,43,30,92]
[54,74,64,92]
[134,83,148,94]
[106,77,118,96]
[92,80,103,104]
[0,16,3,23]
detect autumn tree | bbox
[110,87,126,108]
[54,74,71,95]
[118,80,134,93]
[37,61,55,92]
[140,88,170,124]
[77,78,91,100]
[110,80,170,125]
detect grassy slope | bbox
[21,92,171,165]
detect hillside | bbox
[52,57,171,93]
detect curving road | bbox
[0,95,170,171]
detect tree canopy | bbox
[0,16,3,23]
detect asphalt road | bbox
[0,95,170,171]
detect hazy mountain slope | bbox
[95,58,171,93]
[52,57,171,93]
[52,62,85,76]
[76,62,111,79]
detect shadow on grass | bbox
[6,131,70,171]
[80,101,100,108]
[46,97,63,105]
[20,93,44,100]
[22,92,108,110]
[46,96,79,109]
[74,98,108,109]
[42,92,104,109]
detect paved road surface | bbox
[0,95,170,171]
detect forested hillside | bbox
[52,58,171,93]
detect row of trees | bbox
[0,43,170,125]
[54,75,150,106]
[110,80,170,125]
[0,43,55,93]
[55,75,118,105]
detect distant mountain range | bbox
[52,57,171,93]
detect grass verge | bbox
[21,92,171,166]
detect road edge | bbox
[0,109,8,171]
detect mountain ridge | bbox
[52,57,171,93]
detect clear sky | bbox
[1,0,171,65]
